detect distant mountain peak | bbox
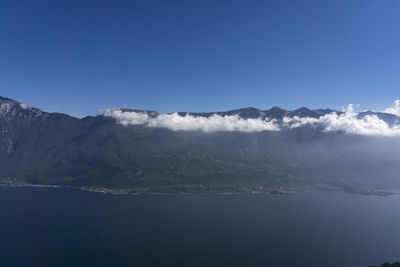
[295,107,311,113]
[241,106,260,111]
[269,106,285,111]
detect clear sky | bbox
[0,0,399,117]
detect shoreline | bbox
[0,182,295,196]
[1,180,399,197]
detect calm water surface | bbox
[0,187,399,266]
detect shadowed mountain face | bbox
[1,96,400,194]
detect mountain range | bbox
[1,95,400,194]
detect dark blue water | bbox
[0,187,399,266]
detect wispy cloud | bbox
[103,100,400,136]
[384,99,400,116]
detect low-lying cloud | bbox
[103,109,280,132]
[283,104,400,136]
[103,100,400,136]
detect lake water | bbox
[0,187,399,266]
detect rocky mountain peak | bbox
[0,96,47,121]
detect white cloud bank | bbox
[103,100,400,136]
[283,103,400,136]
[103,109,279,132]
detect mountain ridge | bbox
[4,96,400,125]
[1,95,345,120]
[1,95,400,194]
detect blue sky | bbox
[0,0,399,117]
